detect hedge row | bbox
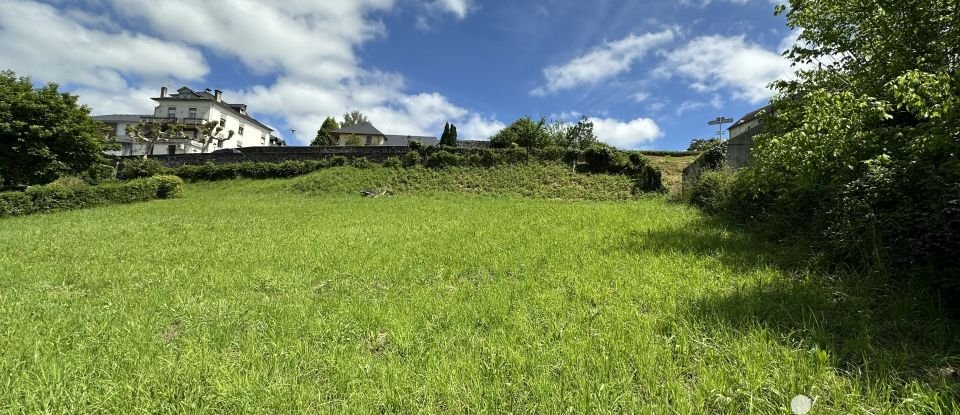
[117,145,664,193]
[0,175,183,218]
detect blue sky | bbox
[0,0,794,149]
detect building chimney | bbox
[160,86,167,98]
[214,89,222,103]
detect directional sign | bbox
[708,117,734,126]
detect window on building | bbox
[238,123,245,135]
[261,133,266,145]
[365,135,372,146]
[167,145,176,155]
[219,116,226,127]
[167,106,176,118]
[188,108,197,119]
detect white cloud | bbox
[532,29,676,96]
[0,0,207,89]
[658,34,793,103]
[2,0,495,145]
[424,0,474,19]
[632,92,651,103]
[591,117,662,149]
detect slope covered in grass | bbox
[0,179,957,413]
[290,164,638,200]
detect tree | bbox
[125,121,187,157]
[440,122,451,146]
[724,0,960,292]
[197,120,235,153]
[311,117,340,146]
[566,116,597,149]
[0,70,116,189]
[490,116,551,148]
[342,111,370,127]
[345,134,362,146]
[449,124,458,144]
[687,138,721,152]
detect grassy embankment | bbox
[0,165,956,413]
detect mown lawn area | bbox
[0,171,957,413]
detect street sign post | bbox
[708,116,734,140]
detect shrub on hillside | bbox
[383,156,402,168]
[580,144,628,173]
[327,156,348,167]
[686,169,737,215]
[172,160,329,182]
[424,150,465,169]
[530,145,566,162]
[0,176,179,218]
[402,151,421,167]
[154,175,184,199]
[349,157,374,169]
[503,146,530,164]
[466,148,505,168]
[118,158,168,180]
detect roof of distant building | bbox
[384,135,439,146]
[333,123,385,136]
[728,104,773,130]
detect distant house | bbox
[726,104,772,168]
[332,123,438,147]
[93,86,281,156]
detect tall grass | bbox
[0,178,956,413]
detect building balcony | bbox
[140,116,207,126]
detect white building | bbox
[94,86,280,156]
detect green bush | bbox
[154,175,184,199]
[402,151,421,168]
[581,144,627,173]
[328,156,348,167]
[465,148,505,168]
[424,150,465,169]
[503,146,529,164]
[171,160,333,182]
[118,158,168,180]
[531,146,566,162]
[0,192,33,216]
[686,169,737,214]
[349,157,374,169]
[0,176,177,218]
[383,156,402,168]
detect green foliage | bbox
[580,144,627,173]
[117,158,168,180]
[402,151,421,167]
[153,175,184,199]
[344,134,362,146]
[704,0,960,302]
[566,116,598,149]
[529,145,566,162]
[311,117,340,146]
[490,116,551,148]
[465,148,505,168]
[0,70,115,190]
[424,150,465,169]
[341,111,370,128]
[685,169,738,215]
[293,165,637,200]
[440,123,451,146]
[687,138,722,152]
[0,175,179,217]
[408,140,424,152]
[349,157,374,169]
[502,146,530,163]
[172,160,332,182]
[328,156,348,167]
[383,156,402,168]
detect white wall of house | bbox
[729,118,761,140]
[150,100,272,151]
[336,133,385,146]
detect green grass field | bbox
[1,168,957,413]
